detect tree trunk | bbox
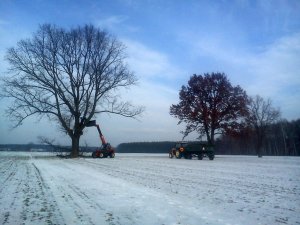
[210,128,215,145]
[71,135,80,158]
[256,135,263,157]
[210,134,215,145]
[254,126,264,157]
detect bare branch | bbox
[246,95,281,156]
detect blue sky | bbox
[0,0,300,146]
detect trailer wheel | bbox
[99,152,104,158]
[184,153,192,159]
[110,153,115,158]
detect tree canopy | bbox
[1,24,143,157]
[170,72,249,145]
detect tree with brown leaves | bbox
[170,73,249,145]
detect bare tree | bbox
[247,95,280,157]
[1,24,143,157]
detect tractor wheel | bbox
[169,152,174,158]
[99,152,104,158]
[209,155,215,160]
[175,150,181,159]
[92,152,96,158]
[198,154,203,160]
[110,153,115,158]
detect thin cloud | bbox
[247,33,300,119]
[185,32,300,119]
[123,39,184,80]
[95,15,128,30]
[250,33,300,90]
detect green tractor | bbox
[169,141,215,160]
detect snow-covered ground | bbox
[0,152,299,225]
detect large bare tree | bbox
[246,95,280,157]
[1,24,143,157]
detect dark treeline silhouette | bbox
[1,119,298,155]
[117,142,176,153]
[0,144,96,153]
[216,119,300,156]
[0,144,53,152]
[117,119,300,156]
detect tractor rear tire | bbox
[92,152,96,158]
[175,150,182,159]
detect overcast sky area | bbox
[0,0,300,147]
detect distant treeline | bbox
[115,141,247,154]
[116,142,176,153]
[216,119,300,156]
[117,119,300,156]
[0,144,53,152]
[115,141,252,154]
[1,119,299,156]
[0,144,96,153]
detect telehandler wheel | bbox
[169,152,174,158]
[110,153,115,158]
[99,152,104,158]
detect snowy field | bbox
[0,152,299,225]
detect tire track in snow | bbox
[0,159,17,194]
[1,153,299,225]
[0,156,65,225]
[80,157,300,199]
[39,159,201,225]
[33,159,124,225]
[72,156,300,225]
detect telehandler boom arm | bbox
[84,119,108,146]
[95,124,107,146]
